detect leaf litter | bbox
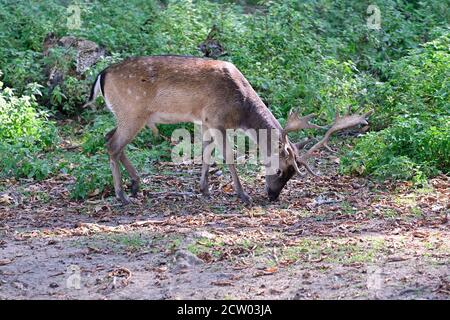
[0,155,449,299]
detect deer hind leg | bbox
[146,119,159,137]
[120,152,140,197]
[105,123,143,204]
[214,127,252,205]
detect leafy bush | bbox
[69,153,112,199]
[341,118,449,183]
[80,113,115,155]
[340,34,450,182]
[0,143,57,180]
[0,81,56,149]
[0,0,447,118]
[0,72,59,180]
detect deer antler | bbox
[295,107,373,176]
[283,109,325,134]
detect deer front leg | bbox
[218,128,252,205]
[227,163,252,204]
[200,137,212,197]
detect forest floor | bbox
[0,150,449,300]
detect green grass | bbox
[340,201,357,216]
[382,208,398,219]
[72,232,188,253]
[279,237,387,265]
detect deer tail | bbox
[81,70,106,109]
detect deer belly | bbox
[148,112,200,125]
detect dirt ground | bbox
[0,155,449,300]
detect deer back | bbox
[100,56,258,129]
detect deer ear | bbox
[285,143,299,162]
[278,139,287,158]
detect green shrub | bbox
[70,153,112,199]
[1,0,447,118]
[341,117,449,183]
[45,53,124,115]
[340,34,450,182]
[370,34,450,129]
[0,81,57,149]
[80,113,115,155]
[0,143,57,180]
[0,71,59,180]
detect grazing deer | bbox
[84,55,372,204]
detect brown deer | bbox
[84,55,372,204]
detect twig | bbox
[61,145,81,151]
[147,191,198,198]
[129,219,167,227]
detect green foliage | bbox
[370,34,450,129]
[0,0,448,197]
[340,34,450,181]
[1,0,447,118]
[69,153,112,199]
[341,117,449,183]
[45,54,124,115]
[0,143,56,180]
[0,73,59,180]
[80,113,115,155]
[0,80,56,149]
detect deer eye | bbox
[276,169,282,177]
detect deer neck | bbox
[242,99,284,158]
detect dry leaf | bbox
[0,259,13,266]
[265,267,278,274]
[222,184,234,193]
[88,189,100,197]
[0,193,12,205]
[413,231,428,238]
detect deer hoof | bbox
[200,185,210,197]
[201,191,211,198]
[117,190,131,205]
[131,180,140,197]
[238,192,252,205]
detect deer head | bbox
[265,107,373,201]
